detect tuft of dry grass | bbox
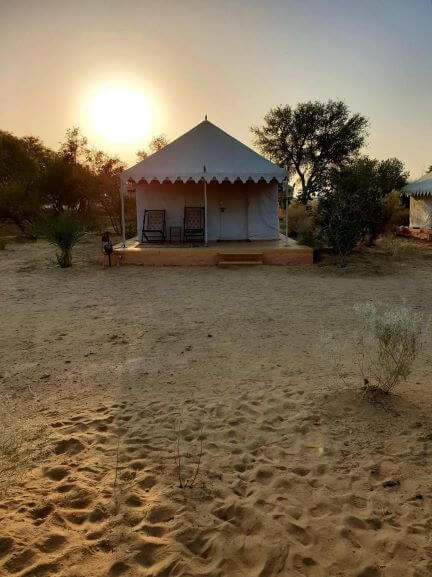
[0,397,49,495]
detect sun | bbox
[88,85,152,144]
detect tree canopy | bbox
[0,128,130,235]
[136,134,169,161]
[316,155,409,264]
[252,100,368,204]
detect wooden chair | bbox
[184,207,205,243]
[142,209,166,243]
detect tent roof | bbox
[403,172,432,197]
[122,120,286,185]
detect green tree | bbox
[316,183,363,267]
[37,127,95,216]
[136,149,148,161]
[149,134,168,153]
[136,134,169,161]
[252,100,368,204]
[87,149,127,233]
[39,156,94,215]
[335,156,408,244]
[59,127,89,165]
[0,131,45,235]
[316,155,409,264]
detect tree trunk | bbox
[59,249,72,268]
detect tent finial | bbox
[205,114,207,121]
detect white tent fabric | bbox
[403,172,432,197]
[122,119,286,184]
[135,180,280,242]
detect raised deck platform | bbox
[110,235,313,266]
[398,226,432,241]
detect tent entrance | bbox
[218,188,248,240]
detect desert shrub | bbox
[384,191,409,231]
[40,211,86,267]
[297,222,317,247]
[287,202,312,237]
[354,303,423,394]
[316,186,363,266]
[323,303,424,396]
[0,399,48,494]
[380,235,408,260]
[316,157,409,262]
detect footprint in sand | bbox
[3,548,37,574]
[140,524,166,538]
[134,541,165,567]
[293,554,320,577]
[125,494,142,508]
[109,561,131,576]
[309,502,328,518]
[56,483,75,494]
[291,466,310,477]
[0,537,14,559]
[20,561,59,577]
[42,466,69,481]
[147,504,175,524]
[59,486,93,509]
[138,475,157,490]
[30,503,54,522]
[255,466,274,484]
[53,437,85,455]
[129,460,146,471]
[36,534,67,553]
[286,521,312,546]
[345,515,368,530]
[64,511,88,525]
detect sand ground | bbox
[1,236,432,577]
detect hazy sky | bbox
[1,0,431,177]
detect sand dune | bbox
[1,238,432,576]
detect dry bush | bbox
[384,191,409,231]
[287,202,313,237]
[174,418,204,489]
[0,398,48,494]
[379,235,408,260]
[322,302,425,397]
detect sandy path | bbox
[1,238,432,577]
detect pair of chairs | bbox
[141,207,205,244]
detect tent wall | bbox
[136,181,279,241]
[247,182,279,240]
[410,196,432,228]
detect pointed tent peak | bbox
[123,119,286,185]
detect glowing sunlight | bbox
[87,84,152,144]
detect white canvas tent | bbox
[120,119,287,245]
[403,172,432,228]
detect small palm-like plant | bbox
[41,211,86,267]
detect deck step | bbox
[217,252,263,262]
[218,260,263,267]
[217,252,264,267]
